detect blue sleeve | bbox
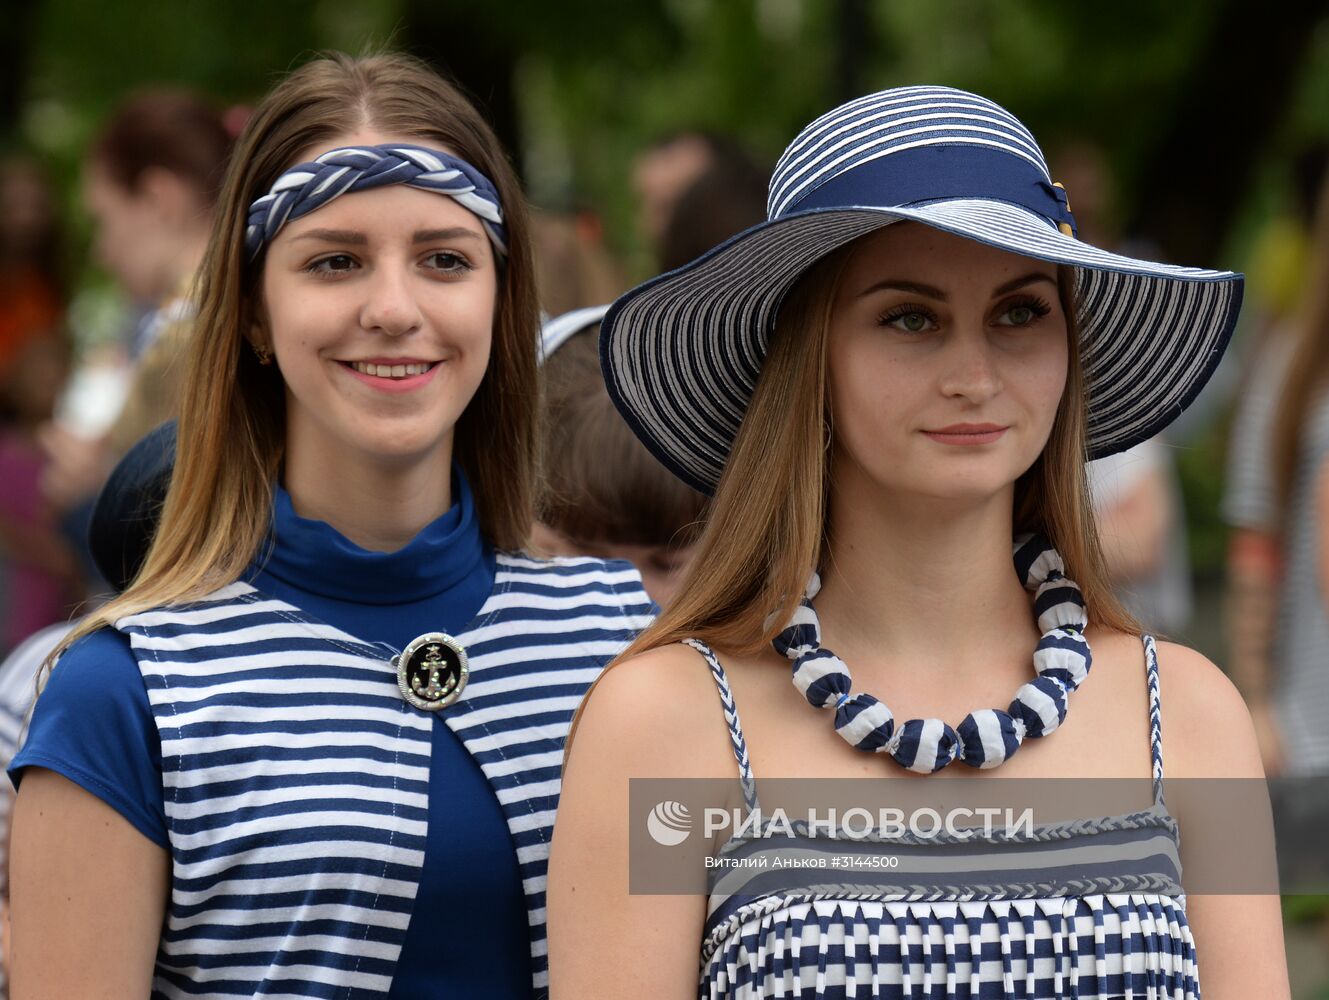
[8,627,168,849]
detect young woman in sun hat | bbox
[548,85,1288,998]
[7,52,652,998]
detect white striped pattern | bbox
[116,554,653,999]
[695,634,1196,998]
[768,86,1045,218]
[600,86,1242,496]
[701,895,1199,999]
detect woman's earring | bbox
[252,343,274,366]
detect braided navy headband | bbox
[245,143,507,261]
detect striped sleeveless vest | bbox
[115,554,653,999]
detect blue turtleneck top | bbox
[12,469,533,998]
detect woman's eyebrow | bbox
[856,279,948,300]
[414,227,483,243]
[291,228,367,245]
[288,227,484,245]
[856,272,1057,301]
[993,272,1058,295]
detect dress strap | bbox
[683,638,761,814]
[1143,634,1166,807]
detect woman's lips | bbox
[921,423,1008,445]
[338,359,442,394]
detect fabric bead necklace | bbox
[772,534,1091,774]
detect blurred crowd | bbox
[0,91,231,642]
[0,77,1327,988]
[4,88,1329,767]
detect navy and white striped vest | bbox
[115,554,653,999]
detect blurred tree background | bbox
[9,0,1329,283]
[4,2,1329,987]
[4,0,1329,624]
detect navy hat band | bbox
[789,145,1077,237]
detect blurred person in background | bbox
[0,330,79,656]
[0,157,75,993]
[0,158,63,375]
[534,308,706,606]
[0,159,79,656]
[1088,439,1192,635]
[1223,166,1329,777]
[632,129,766,267]
[529,135,767,604]
[1054,141,1193,636]
[38,89,232,559]
[530,206,624,316]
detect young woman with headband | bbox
[549,86,1288,998]
[8,52,652,999]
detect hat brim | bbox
[601,200,1242,496]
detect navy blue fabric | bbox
[788,144,1077,234]
[10,627,165,842]
[12,467,531,999]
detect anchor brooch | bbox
[394,633,469,711]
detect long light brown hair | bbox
[589,242,1135,702]
[55,51,539,660]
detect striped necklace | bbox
[771,534,1092,774]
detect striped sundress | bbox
[689,635,1200,999]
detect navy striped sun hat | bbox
[600,85,1243,496]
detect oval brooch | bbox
[394,633,469,711]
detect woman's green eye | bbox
[997,302,1050,326]
[893,312,929,332]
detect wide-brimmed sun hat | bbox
[600,85,1243,496]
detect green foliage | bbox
[1174,411,1231,576]
[1285,893,1329,923]
[9,0,1329,571]
[16,0,405,223]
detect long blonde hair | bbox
[568,242,1135,748]
[55,51,539,660]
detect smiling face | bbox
[257,134,498,478]
[826,221,1069,507]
